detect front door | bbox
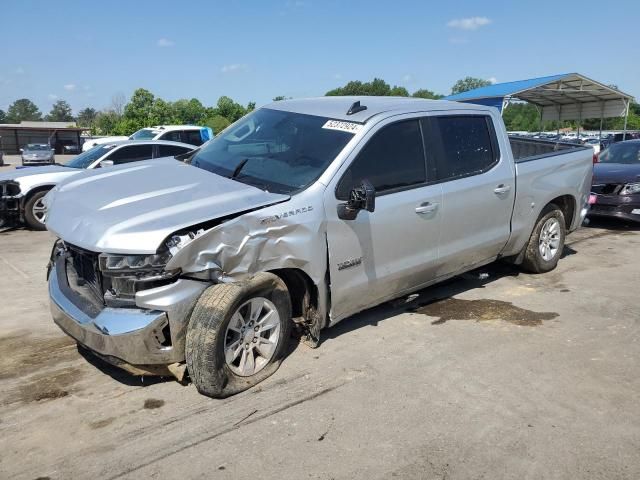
[324,118,442,322]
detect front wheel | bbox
[521,203,566,273]
[186,272,292,398]
[23,190,49,230]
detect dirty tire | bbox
[521,203,566,274]
[23,190,49,230]
[186,273,292,398]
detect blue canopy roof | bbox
[445,73,570,102]
[444,73,633,120]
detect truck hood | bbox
[45,158,289,254]
[593,163,640,184]
[0,165,80,192]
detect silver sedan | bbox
[21,144,55,166]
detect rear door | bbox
[324,116,442,321]
[423,113,514,277]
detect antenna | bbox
[346,101,367,115]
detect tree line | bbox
[0,77,637,135]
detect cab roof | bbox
[264,96,493,123]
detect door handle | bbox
[415,202,439,215]
[494,184,511,195]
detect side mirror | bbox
[19,148,23,153]
[99,160,114,168]
[337,179,375,220]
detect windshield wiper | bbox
[230,158,250,179]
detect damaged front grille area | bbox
[61,243,180,311]
[591,183,623,195]
[65,245,105,312]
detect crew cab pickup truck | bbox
[44,97,593,398]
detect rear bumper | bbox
[49,256,207,369]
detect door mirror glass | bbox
[337,179,375,220]
[99,160,114,168]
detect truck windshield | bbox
[190,108,356,194]
[64,144,115,169]
[130,129,158,140]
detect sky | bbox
[2,0,639,115]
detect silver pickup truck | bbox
[45,97,593,397]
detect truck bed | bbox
[509,136,590,162]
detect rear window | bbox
[157,144,192,157]
[427,116,498,181]
[599,142,640,164]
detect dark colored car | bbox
[589,140,640,222]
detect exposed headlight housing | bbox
[98,252,178,307]
[620,182,640,195]
[98,252,173,275]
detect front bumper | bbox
[588,195,640,223]
[49,255,207,370]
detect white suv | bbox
[129,125,212,146]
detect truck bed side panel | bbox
[502,149,593,257]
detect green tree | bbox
[6,98,42,123]
[94,110,120,135]
[246,101,256,113]
[326,78,400,96]
[451,77,492,95]
[123,88,154,130]
[213,96,247,122]
[77,107,98,128]
[205,115,231,135]
[46,100,74,122]
[272,96,289,101]
[0,109,6,123]
[412,89,444,100]
[172,98,206,124]
[389,86,410,97]
[149,98,174,125]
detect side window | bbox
[157,144,192,157]
[336,120,426,200]
[159,131,182,142]
[105,145,154,164]
[183,129,204,146]
[428,116,498,181]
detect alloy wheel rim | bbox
[32,198,47,224]
[224,297,281,377]
[539,218,561,261]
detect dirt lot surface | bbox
[0,220,638,479]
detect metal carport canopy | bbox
[445,73,634,122]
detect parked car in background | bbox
[21,144,55,166]
[589,140,640,222]
[44,97,593,398]
[129,125,213,146]
[81,136,129,152]
[0,140,195,230]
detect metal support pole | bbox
[599,102,604,140]
[622,99,629,141]
[537,106,543,133]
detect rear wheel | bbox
[24,190,49,230]
[186,273,292,398]
[521,203,566,273]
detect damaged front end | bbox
[0,181,22,228]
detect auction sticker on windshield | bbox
[322,120,363,134]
